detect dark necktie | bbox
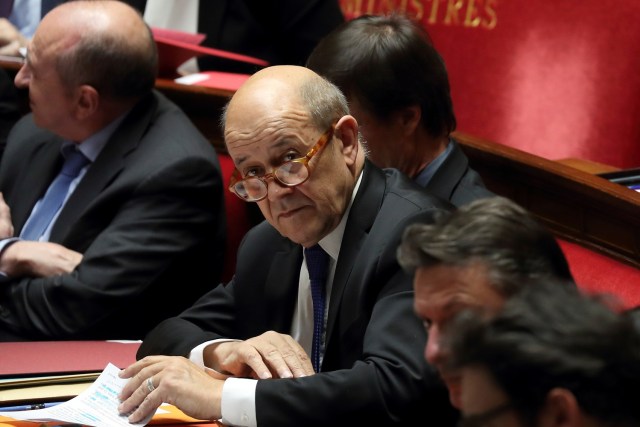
[304,244,329,373]
[0,0,13,18]
[21,147,90,241]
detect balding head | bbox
[224,66,346,137]
[37,0,157,101]
[222,65,363,247]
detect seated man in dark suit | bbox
[307,13,493,206]
[141,0,345,74]
[448,281,640,427]
[118,65,458,427]
[0,0,225,340]
[397,196,575,410]
[0,0,146,56]
[0,67,20,156]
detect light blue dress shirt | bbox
[8,0,40,38]
[0,114,126,277]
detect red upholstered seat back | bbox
[338,1,640,169]
[218,153,253,283]
[558,239,640,310]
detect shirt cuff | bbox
[189,340,257,426]
[220,377,258,427]
[0,238,19,280]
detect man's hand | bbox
[206,330,315,380]
[118,355,224,424]
[0,240,83,277]
[0,193,14,239]
[0,18,28,56]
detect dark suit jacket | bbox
[0,90,226,341]
[138,163,459,427]
[138,0,345,74]
[425,138,494,207]
[0,67,20,157]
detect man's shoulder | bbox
[5,114,54,152]
[382,167,454,212]
[128,91,216,156]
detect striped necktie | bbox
[21,147,90,241]
[304,244,329,372]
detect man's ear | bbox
[396,105,421,137]
[334,115,359,167]
[74,85,99,120]
[537,388,582,427]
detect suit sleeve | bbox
[252,212,458,427]
[0,154,224,339]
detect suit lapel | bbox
[49,93,158,243]
[426,139,468,200]
[326,162,386,338]
[264,241,303,332]
[13,137,64,234]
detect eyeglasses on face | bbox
[228,124,335,202]
[458,402,514,427]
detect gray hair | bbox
[397,196,573,296]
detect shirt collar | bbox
[316,169,364,261]
[414,138,454,187]
[62,112,129,161]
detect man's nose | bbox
[425,327,445,365]
[14,64,29,88]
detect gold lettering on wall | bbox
[444,0,464,25]
[464,0,481,27]
[339,0,499,30]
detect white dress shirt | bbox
[189,171,364,427]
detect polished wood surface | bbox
[454,131,640,268]
[556,157,620,175]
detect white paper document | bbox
[0,363,159,426]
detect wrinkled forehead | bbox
[224,84,318,153]
[224,113,320,169]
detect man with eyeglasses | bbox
[118,65,458,427]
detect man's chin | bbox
[444,379,462,409]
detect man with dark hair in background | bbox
[449,281,640,427]
[308,13,493,206]
[397,196,575,410]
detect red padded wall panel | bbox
[339,0,640,168]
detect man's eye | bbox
[282,152,300,162]
[244,168,262,177]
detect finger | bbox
[119,356,162,379]
[282,336,314,377]
[118,357,163,399]
[241,344,274,379]
[253,337,297,379]
[268,336,312,378]
[119,374,162,424]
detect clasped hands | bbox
[118,331,314,423]
[0,193,82,277]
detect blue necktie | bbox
[304,244,329,373]
[21,147,90,241]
